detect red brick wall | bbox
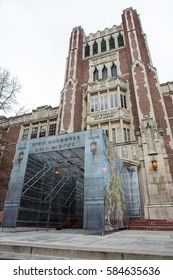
[134,64,151,116]
[121,12,140,133]
[0,125,21,210]
[60,27,89,133]
[63,82,73,130]
[122,8,173,180]
[74,28,89,132]
[147,68,173,179]
[164,95,173,118]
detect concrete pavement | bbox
[0,228,173,260]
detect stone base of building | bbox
[144,204,173,220]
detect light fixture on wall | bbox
[18,151,24,163]
[151,157,158,171]
[90,141,97,155]
[54,170,61,175]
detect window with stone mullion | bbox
[102,65,107,79]
[109,36,115,50]
[110,93,118,108]
[91,97,98,112]
[100,95,108,110]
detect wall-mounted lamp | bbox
[151,157,158,171]
[54,170,61,175]
[90,141,97,155]
[18,151,24,163]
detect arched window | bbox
[109,36,115,50]
[85,44,90,57]
[93,41,98,55]
[102,65,107,79]
[93,67,99,81]
[111,64,117,77]
[118,33,124,47]
[101,38,106,52]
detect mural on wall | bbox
[103,135,142,231]
[103,137,126,230]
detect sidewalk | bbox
[0,228,173,260]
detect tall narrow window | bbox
[93,41,98,55]
[101,38,106,52]
[31,127,38,139]
[93,67,99,81]
[85,44,90,57]
[120,94,127,109]
[111,64,117,77]
[112,128,116,142]
[118,33,124,47]
[127,129,130,141]
[110,93,118,108]
[49,123,57,136]
[109,36,115,50]
[91,97,98,112]
[123,128,130,142]
[100,95,108,110]
[112,127,121,143]
[39,125,47,138]
[104,129,109,138]
[102,65,107,79]
[22,128,29,140]
[124,128,127,142]
[115,127,121,143]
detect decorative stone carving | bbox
[140,117,158,154]
[124,110,130,118]
[100,31,105,36]
[110,55,116,60]
[131,145,138,160]
[100,80,106,88]
[90,111,117,122]
[121,146,128,158]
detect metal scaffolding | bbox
[16,148,84,228]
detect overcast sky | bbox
[0,0,173,116]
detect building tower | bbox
[58,7,173,220]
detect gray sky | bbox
[0,0,173,116]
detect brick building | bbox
[1,7,173,224]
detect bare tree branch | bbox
[14,106,29,116]
[0,67,22,113]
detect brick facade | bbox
[0,125,21,210]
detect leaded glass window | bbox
[101,38,106,52]
[93,68,99,81]
[100,95,108,110]
[31,127,38,139]
[102,65,107,79]
[120,94,127,109]
[118,33,124,47]
[93,41,98,55]
[39,125,47,138]
[85,44,90,57]
[91,97,98,112]
[111,64,117,77]
[109,36,115,50]
[112,127,121,143]
[110,93,118,108]
[49,123,57,136]
[22,128,29,140]
[123,128,130,142]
